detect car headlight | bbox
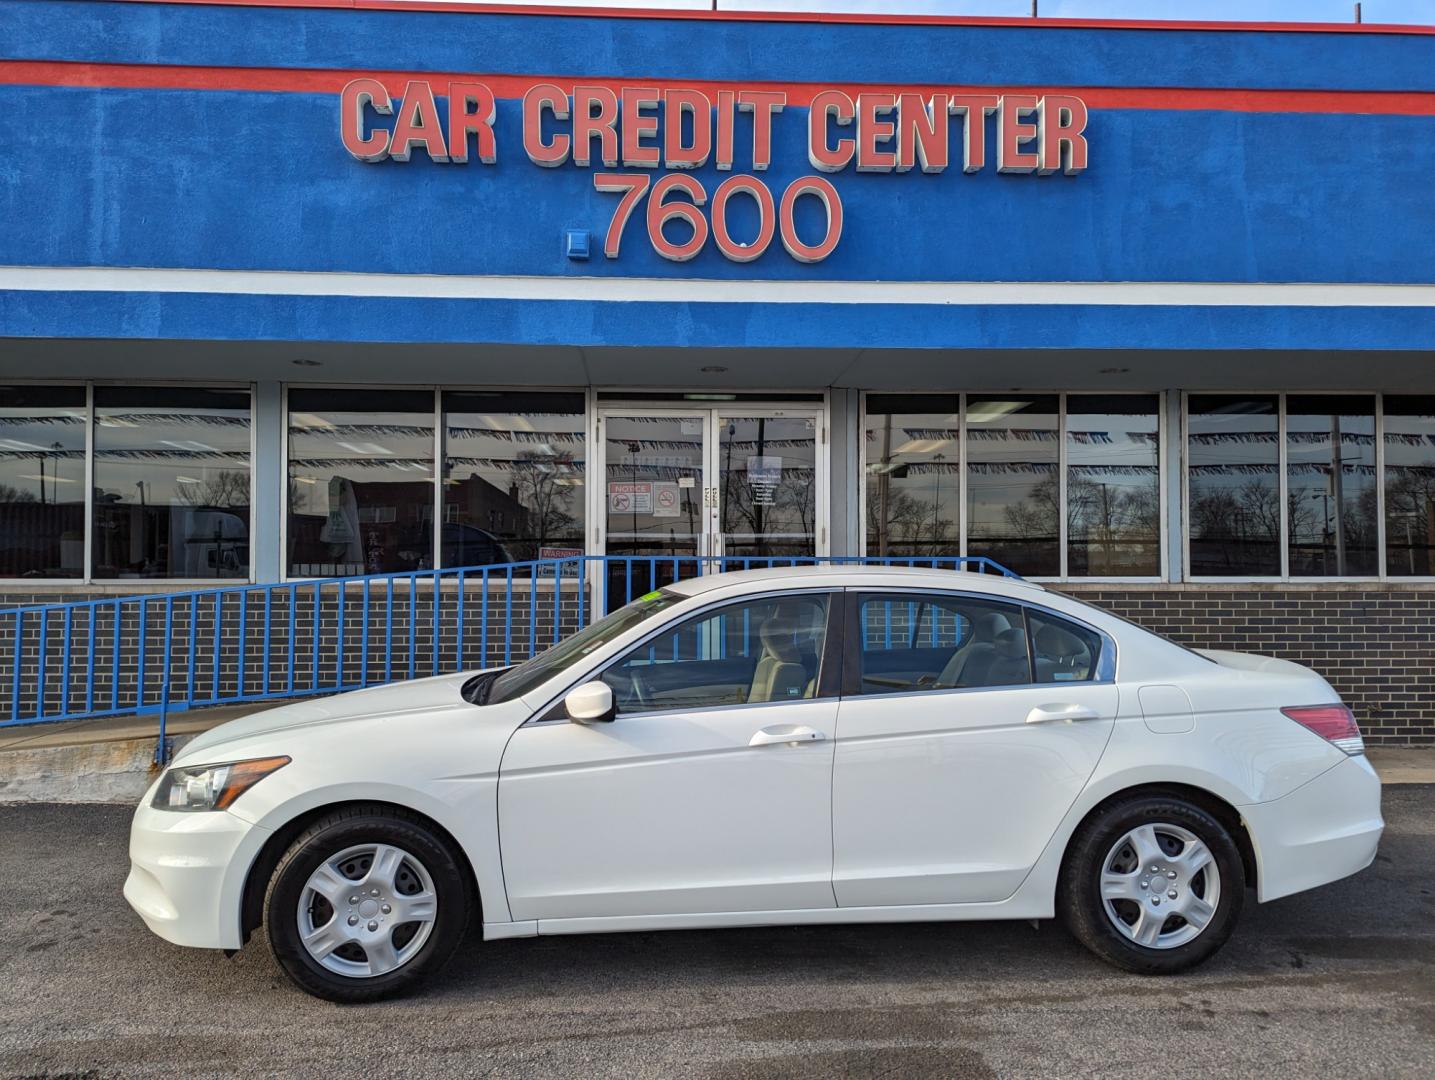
[152,756,291,812]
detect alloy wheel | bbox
[1099,822,1221,950]
[295,843,438,978]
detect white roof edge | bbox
[663,565,1043,597]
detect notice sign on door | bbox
[608,481,653,513]
[652,482,681,517]
[746,455,782,506]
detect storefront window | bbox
[92,387,251,579]
[1066,395,1161,576]
[287,389,435,577]
[1384,396,1435,576]
[441,391,585,565]
[862,392,1163,578]
[1186,395,1281,577]
[1286,395,1377,577]
[967,395,1060,576]
[863,394,960,558]
[0,386,87,578]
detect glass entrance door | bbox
[597,406,826,607]
[715,414,821,561]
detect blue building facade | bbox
[1,1,1433,741]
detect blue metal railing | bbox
[0,554,1017,753]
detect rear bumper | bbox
[1242,754,1384,903]
[124,794,271,949]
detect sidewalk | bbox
[0,702,284,753]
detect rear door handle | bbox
[1026,703,1102,725]
[749,725,826,747]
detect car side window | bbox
[854,593,1031,694]
[1027,610,1103,683]
[601,594,831,715]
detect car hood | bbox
[175,671,490,764]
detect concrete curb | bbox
[0,733,198,804]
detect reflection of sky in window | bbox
[1381,402,1435,474]
[445,410,585,489]
[1066,413,1158,473]
[288,410,433,515]
[0,409,86,502]
[1066,402,1159,538]
[1188,400,1279,496]
[1284,400,1376,540]
[865,410,961,537]
[93,407,251,507]
[967,399,1057,537]
[1384,399,1435,574]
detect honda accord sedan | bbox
[124,566,1383,1001]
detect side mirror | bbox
[564,681,615,724]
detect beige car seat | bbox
[982,627,1031,685]
[935,611,1010,688]
[747,617,811,703]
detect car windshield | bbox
[486,588,689,704]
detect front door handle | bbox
[1026,703,1102,725]
[749,725,826,747]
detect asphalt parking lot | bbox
[1,789,1432,1080]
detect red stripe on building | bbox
[101,0,1435,36]
[4,60,1435,116]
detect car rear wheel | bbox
[1059,794,1245,974]
[264,806,471,1002]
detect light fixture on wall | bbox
[292,358,322,367]
[700,365,728,374]
[1099,367,1131,375]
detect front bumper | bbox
[124,794,272,949]
[1242,754,1384,903]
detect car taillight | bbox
[1281,704,1364,756]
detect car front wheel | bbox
[1059,794,1245,974]
[264,805,471,1002]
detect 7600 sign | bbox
[340,77,1088,267]
[595,173,842,264]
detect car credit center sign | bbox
[340,79,1090,263]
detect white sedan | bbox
[124,566,1383,1001]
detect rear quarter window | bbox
[1026,610,1104,682]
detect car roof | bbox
[663,564,1046,601]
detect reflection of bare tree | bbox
[508,452,579,557]
[1343,486,1379,556]
[723,466,815,556]
[1064,474,1160,572]
[1065,474,1159,543]
[0,484,37,504]
[1386,462,1435,573]
[866,486,955,554]
[175,469,250,508]
[1288,471,1378,574]
[1190,479,1283,548]
[1003,474,1062,539]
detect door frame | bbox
[590,400,831,569]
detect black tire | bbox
[1058,793,1245,974]
[264,805,473,1002]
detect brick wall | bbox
[1061,583,1435,746]
[3,581,1431,746]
